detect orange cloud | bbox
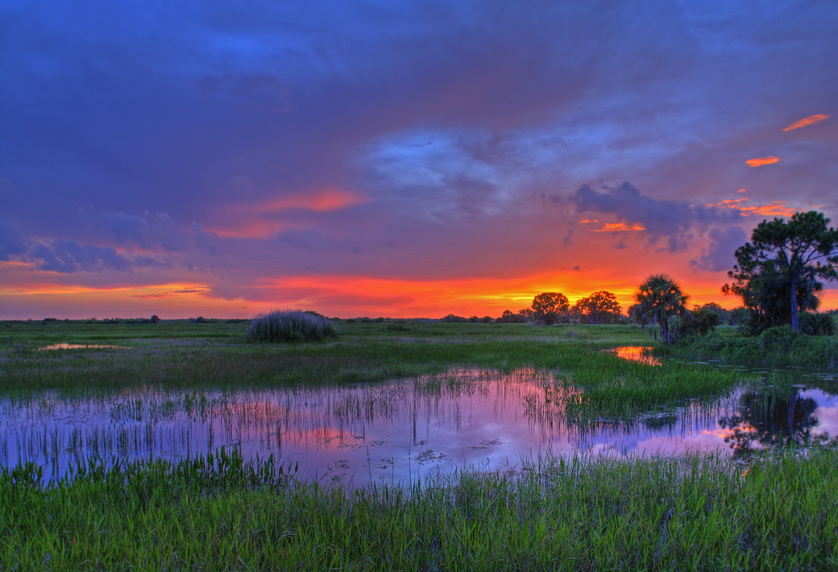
[706,198,798,218]
[783,114,829,131]
[207,188,366,238]
[739,202,798,217]
[706,198,748,209]
[209,220,300,239]
[128,288,206,299]
[590,222,645,232]
[130,292,174,299]
[746,156,780,167]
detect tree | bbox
[573,291,622,324]
[680,305,721,337]
[724,211,838,332]
[497,309,528,323]
[634,275,688,344]
[531,292,569,325]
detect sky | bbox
[2,0,838,320]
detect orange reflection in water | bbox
[701,424,757,440]
[611,346,662,366]
[37,343,130,351]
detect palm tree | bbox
[634,275,688,344]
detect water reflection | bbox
[717,386,828,458]
[1,368,836,487]
[610,346,662,366]
[37,343,130,351]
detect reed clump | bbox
[246,310,337,343]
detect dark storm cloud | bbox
[29,240,132,273]
[102,211,218,254]
[569,182,743,252]
[0,222,28,260]
[104,212,190,252]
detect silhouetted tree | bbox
[573,291,622,324]
[634,275,688,344]
[724,211,838,332]
[531,292,569,325]
[680,305,721,337]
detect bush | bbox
[799,312,836,336]
[247,311,337,343]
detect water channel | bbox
[2,358,837,488]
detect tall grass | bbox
[2,449,837,569]
[659,326,838,369]
[247,310,337,343]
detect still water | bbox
[2,366,836,487]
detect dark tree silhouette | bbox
[634,275,688,344]
[531,292,569,325]
[724,211,838,332]
[573,291,622,324]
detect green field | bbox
[1,320,837,570]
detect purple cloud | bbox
[568,182,743,252]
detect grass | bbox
[2,448,837,570]
[657,325,838,370]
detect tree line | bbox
[444,210,838,342]
[633,211,838,343]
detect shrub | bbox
[247,311,337,343]
[799,312,835,336]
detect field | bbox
[1,319,837,570]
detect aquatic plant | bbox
[247,310,337,343]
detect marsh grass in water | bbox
[0,322,750,420]
[1,449,836,570]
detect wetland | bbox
[2,319,837,569]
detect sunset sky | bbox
[2,0,837,319]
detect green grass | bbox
[0,321,750,419]
[656,325,838,370]
[2,448,837,570]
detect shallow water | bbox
[2,366,836,487]
[36,343,130,351]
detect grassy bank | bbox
[0,321,750,419]
[2,449,836,570]
[656,326,838,371]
